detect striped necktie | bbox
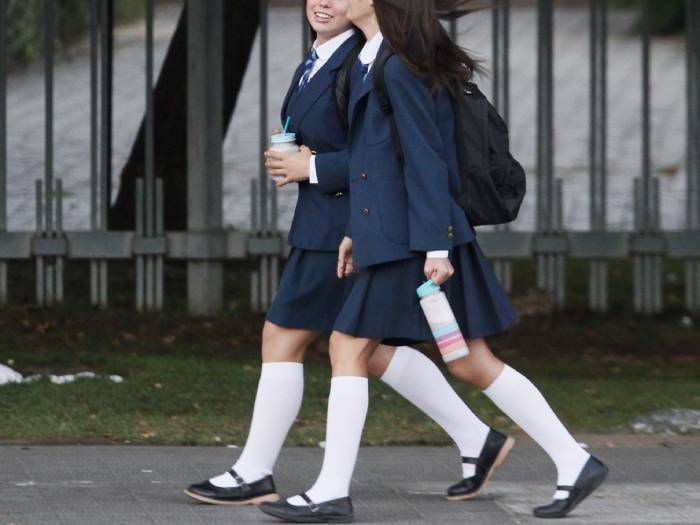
[297,48,319,92]
[360,62,370,83]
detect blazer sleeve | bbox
[313,149,350,194]
[383,59,453,252]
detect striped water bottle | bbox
[416,280,470,363]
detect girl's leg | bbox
[287,331,378,505]
[447,339,590,500]
[209,321,319,487]
[369,345,490,479]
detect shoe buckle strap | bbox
[461,456,486,476]
[556,485,575,492]
[300,492,320,513]
[228,469,249,491]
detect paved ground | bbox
[1,435,699,524]
[5,4,691,233]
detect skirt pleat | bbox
[266,248,352,332]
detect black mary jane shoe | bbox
[533,456,609,519]
[259,492,354,523]
[447,428,515,501]
[184,468,279,506]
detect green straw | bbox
[283,116,291,134]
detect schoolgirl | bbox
[185,0,509,509]
[260,0,608,522]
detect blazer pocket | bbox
[378,179,409,245]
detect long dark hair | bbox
[374,0,484,94]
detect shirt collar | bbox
[359,31,384,66]
[313,28,357,61]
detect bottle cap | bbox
[271,132,296,144]
[416,280,441,298]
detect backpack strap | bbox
[373,42,405,168]
[334,42,364,131]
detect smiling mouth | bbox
[314,11,333,22]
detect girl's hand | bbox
[424,257,454,285]
[337,236,355,278]
[264,145,313,187]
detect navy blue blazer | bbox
[345,53,476,268]
[280,34,361,251]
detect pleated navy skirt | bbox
[266,247,353,332]
[332,240,518,346]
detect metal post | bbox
[633,0,662,314]
[589,0,609,312]
[0,0,7,303]
[259,0,269,235]
[35,180,45,306]
[187,0,225,315]
[686,0,700,310]
[90,0,109,308]
[135,178,144,311]
[536,0,565,306]
[492,0,513,293]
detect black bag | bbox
[370,44,527,227]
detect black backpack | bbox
[337,43,527,227]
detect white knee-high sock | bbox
[210,362,304,488]
[483,365,590,499]
[288,376,368,505]
[380,346,490,478]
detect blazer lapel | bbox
[280,62,306,124]
[283,34,361,129]
[347,65,375,132]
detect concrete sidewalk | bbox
[1,436,699,524]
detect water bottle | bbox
[416,280,470,363]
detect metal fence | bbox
[0,0,698,315]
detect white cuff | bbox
[309,155,318,184]
[427,250,449,258]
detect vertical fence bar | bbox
[144,0,155,310]
[90,0,101,306]
[35,181,44,306]
[633,0,662,313]
[536,0,564,305]
[135,178,144,311]
[101,0,112,307]
[250,179,259,310]
[492,0,513,293]
[686,0,700,310]
[155,177,164,309]
[0,0,7,303]
[44,0,55,236]
[55,178,63,303]
[259,0,269,235]
[589,0,609,312]
[270,177,279,300]
[258,0,272,312]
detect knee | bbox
[328,331,373,371]
[261,322,306,362]
[367,345,396,378]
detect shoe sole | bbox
[533,464,609,519]
[259,505,354,523]
[447,436,516,501]
[183,489,280,506]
